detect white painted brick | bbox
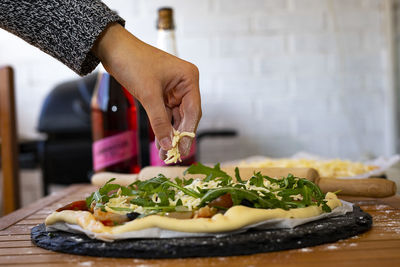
[127,17,157,44]
[199,77,215,95]
[332,52,386,73]
[219,35,286,57]
[202,99,255,120]
[253,117,296,137]
[248,135,304,157]
[289,32,362,53]
[102,0,140,18]
[365,109,385,133]
[359,132,386,158]
[294,112,359,136]
[361,31,385,51]
[0,35,43,63]
[254,11,325,32]
[140,0,210,16]
[255,96,330,125]
[332,132,384,160]
[214,0,287,14]
[257,54,332,75]
[292,0,371,10]
[295,134,339,158]
[332,0,363,9]
[196,57,253,75]
[364,73,387,90]
[362,0,384,9]
[288,0,330,11]
[329,91,384,124]
[289,73,364,96]
[178,37,210,62]
[182,15,251,36]
[327,10,381,31]
[286,96,331,116]
[215,75,288,102]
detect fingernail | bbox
[160,137,172,150]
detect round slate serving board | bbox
[31,206,372,259]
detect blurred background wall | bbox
[0,0,397,163]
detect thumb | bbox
[141,96,173,150]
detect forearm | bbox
[92,23,141,79]
[0,0,124,75]
[92,23,201,155]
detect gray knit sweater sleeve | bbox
[0,0,125,76]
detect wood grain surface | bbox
[0,184,399,266]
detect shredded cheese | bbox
[164,129,195,164]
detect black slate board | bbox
[31,206,372,259]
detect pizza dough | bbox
[45,193,343,241]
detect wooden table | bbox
[1,184,400,266]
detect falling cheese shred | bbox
[164,129,195,164]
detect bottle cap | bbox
[157,7,175,30]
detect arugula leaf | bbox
[249,172,264,187]
[199,187,279,209]
[234,167,244,183]
[162,181,201,198]
[131,197,156,207]
[157,192,170,206]
[86,178,120,208]
[142,206,176,212]
[184,163,232,185]
[108,206,136,212]
[175,177,183,186]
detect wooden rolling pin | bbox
[91,166,397,198]
[316,177,397,198]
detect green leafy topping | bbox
[87,163,332,218]
[184,163,232,185]
[85,178,137,209]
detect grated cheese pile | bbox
[164,129,195,164]
[238,158,378,178]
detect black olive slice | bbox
[126,212,141,220]
[240,199,254,207]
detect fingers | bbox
[177,90,202,157]
[172,107,181,129]
[140,91,173,151]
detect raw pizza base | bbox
[45,193,345,241]
[32,206,372,258]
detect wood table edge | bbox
[340,194,400,209]
[0,184,88,230]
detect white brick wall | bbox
[0,0,396,162]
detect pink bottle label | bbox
[93,130,137,171]
[150,139,196,166]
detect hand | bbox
[93,23,202,158]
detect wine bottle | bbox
[149,7,197,166]
[91,65,140,173]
